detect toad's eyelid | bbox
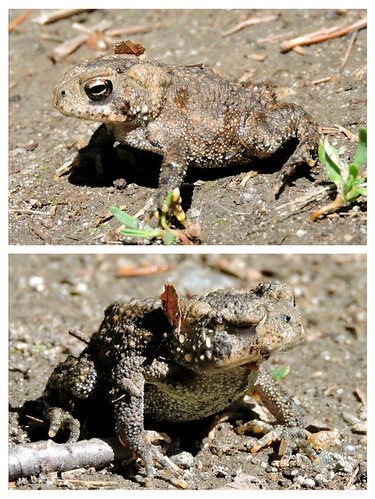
[81,72,117,84]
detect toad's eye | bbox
[283,315,292,323]
[84,78,113,101]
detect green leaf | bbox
[343,128,367,201]
[165,189,174,207]
[355,178,366,187]
[319,142,342,187]
[110,206,153,231]
[351,127,367,172]
[345,186,367,203]
[356,187,367,196]
[110,206,138,228]
[162,231,175,245]
[344,191,360,203]
[343,176,355,199]
[270,365,290,381]
[120,229,158,238]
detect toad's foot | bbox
[237,419,317,466]
[45,407,81,443]
[273,130,321,195]
[141,187,189,229]
[119,431,187,488]
[243,367,318,466]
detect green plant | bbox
[110,190,176,244]
[110,206,175,245]
[270,365,290,381]
[311,127,367,221]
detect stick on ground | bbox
[9,437,131,481]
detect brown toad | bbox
[53,52,321,222]
[43,281,316,487]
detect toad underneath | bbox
[53,51,321,223]
[43,281,317,487]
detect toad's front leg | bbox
[143,142,189,226]
[238,367,317,466]
[113,357,187,487]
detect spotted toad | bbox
[53,52,321,222]
[43,281,316,486]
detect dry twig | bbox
[345,466,359,490]
[311,76,335,85]
[9,9,33,32]
[333,124,360,142]
[280,17,367,52]
[9,438,130,481]
[26,220,51,244]
[310,193,343,222]
[221,14,280,37]
[68,327,91,345]
[117,264,172,277]
[49,21,149,61]
[34,9,92,25]
[276,185,336,215]
[354,388,367,407]
[9,208,50,216]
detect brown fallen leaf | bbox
[161,284,182,332]
[114,39,145,56]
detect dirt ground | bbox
[9,9,367,245]
[9,253,367,490]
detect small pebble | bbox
[71,282,88,295]
[316,451,354,474]
[28,275,45,291]
[352,422,367,435]
[304,478,315,488]
[213,465,229,478]
[342,412,360,425]
[170,451,195,469]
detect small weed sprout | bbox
[110,190,192,245]
[311,127,367,221]
[110,205,175,245]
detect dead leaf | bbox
[114,39,145,56]
[161,284,181,332]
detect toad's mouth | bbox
[272,336,305,354]
[213,336,305,371]
[243,363,259,372]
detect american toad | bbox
[53,53,321,222]
[43,281,316,487]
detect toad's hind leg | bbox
[241,104,321,193]
[43,353,98,442]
